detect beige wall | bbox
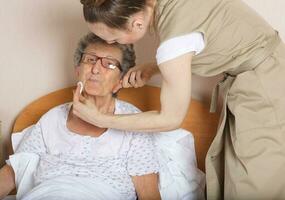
[1,0,285,163]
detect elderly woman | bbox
[0,33,161,200]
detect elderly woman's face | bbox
[76,43,123,97]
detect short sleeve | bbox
[156,32,205,65]
[127,133,159,176]
[15,122,47,154]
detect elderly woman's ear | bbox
[112,80,123,94]
[75,66,80,77]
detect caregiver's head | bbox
[74,33,135,97]
[80,0,156,44]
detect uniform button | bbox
[210,155,217,160]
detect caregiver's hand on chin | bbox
[72,83,105,128]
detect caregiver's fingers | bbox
[122,70,146,88]
[129,71,137,86]
[134,71,145,88]
[73,84,81,103]
[122,71,133,88]
[73,84,86,104]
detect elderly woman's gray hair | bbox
[74,32,136,76]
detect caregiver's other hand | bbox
[72,83,103,127]
[122,63,159,88]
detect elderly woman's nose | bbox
[91,62,101,74]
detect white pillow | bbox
[11,125,35,152]
[154,129,205,200]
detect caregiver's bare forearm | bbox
[0,164,15,199]
[99,110,184,132]
[99,84,191,132]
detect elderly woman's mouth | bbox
[88,78,101,82]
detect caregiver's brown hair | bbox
[80,0,147,29]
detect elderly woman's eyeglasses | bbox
[80,52,122,71]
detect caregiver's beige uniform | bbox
[155,0,285,199]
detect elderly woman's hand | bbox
[72,83,104,127]
[122,63,159,88]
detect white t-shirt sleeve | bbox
[156,32,205,65]
[15,122,47,154]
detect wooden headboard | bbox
[12,85,219,172]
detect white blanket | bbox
[22,176,122,200]
[9,153,122,200]
[10,126,205,200]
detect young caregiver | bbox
[73,0,285,199]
